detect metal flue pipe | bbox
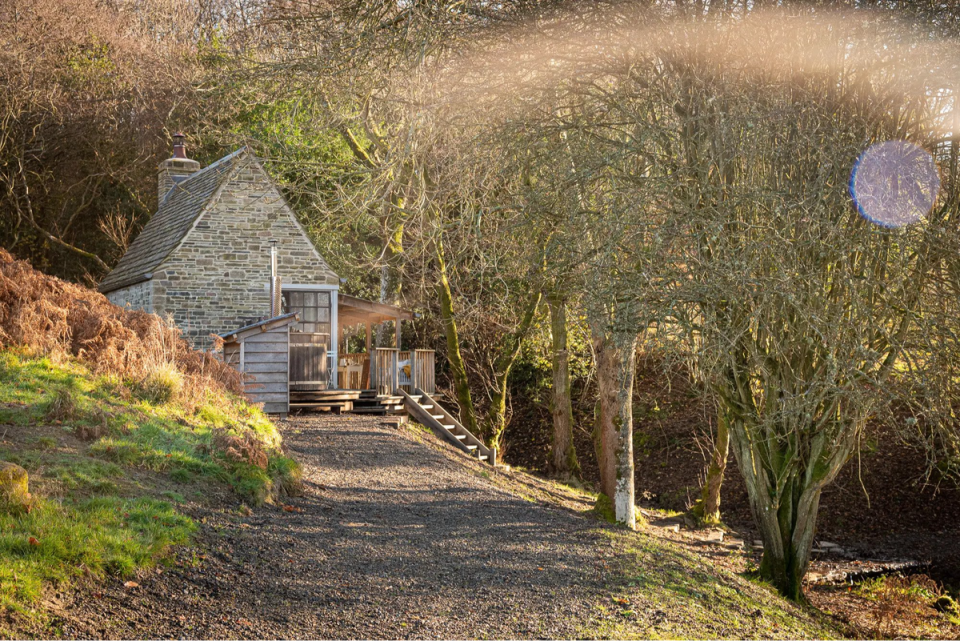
[269,240,282,317]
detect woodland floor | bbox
[28,415,834,640]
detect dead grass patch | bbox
[0,250,241,401]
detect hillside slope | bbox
[0,252,299,632]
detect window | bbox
[283,290,331,337]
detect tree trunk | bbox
[435,234,479,435]
[591,325,638,529]
[726,410,853,602]
[751,477,822,602]
[377,222,404,346]
[548,294,579,478]
[481,290,542,452]
[692,410,730,525]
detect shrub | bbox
[136,363,183,405]
[43,387,77,423]
[212,430,268,469]
[268,454,304,497]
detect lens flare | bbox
[849,141,940,228]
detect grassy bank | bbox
[0,349,299,619]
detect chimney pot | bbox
[172,133,187,159]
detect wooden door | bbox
[283,290,331,389]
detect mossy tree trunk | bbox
[692,409,730,525]
[548,293,579,478]
[722,372,862,601]
[378,220,405,345]
[481,289,542,452]
[435,233,479,435]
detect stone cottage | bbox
[99,135,417,391]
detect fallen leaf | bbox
[123,581,139,589]
[28,537,39,546]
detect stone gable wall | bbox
[151,153,338,348]
[105,280,153,313]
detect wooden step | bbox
[290,401,353,414]
[290,391,362,401]
[349,407,387,415]
[398,388,496,467]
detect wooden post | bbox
[365,322,373,390]
[330,289,339,389]
[395,317,401,349]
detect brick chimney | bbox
[158,133,200,204]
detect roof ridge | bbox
[99,146,250,294]
[159,146,248,206]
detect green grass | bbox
[487,469,838,640]
[0,348,301,620]
[0,350,297,503]
[0,496,194,612]
[582,529,839,639]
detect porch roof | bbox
[338,294,414,326]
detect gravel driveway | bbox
[54,415,611,639]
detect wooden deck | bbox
[289,388,407,418]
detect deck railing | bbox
[371,348,398,395]
[412,349,436,395]
[357,348,436,395]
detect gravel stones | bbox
[53,415,609,639]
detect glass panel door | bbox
[283,290,332,388]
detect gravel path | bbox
[54,415,610,639]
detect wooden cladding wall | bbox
[232,326,290,414]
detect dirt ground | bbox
[505,358,960,587]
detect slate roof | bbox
[98,147,247,293]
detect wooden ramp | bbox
[399,388,497,466]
